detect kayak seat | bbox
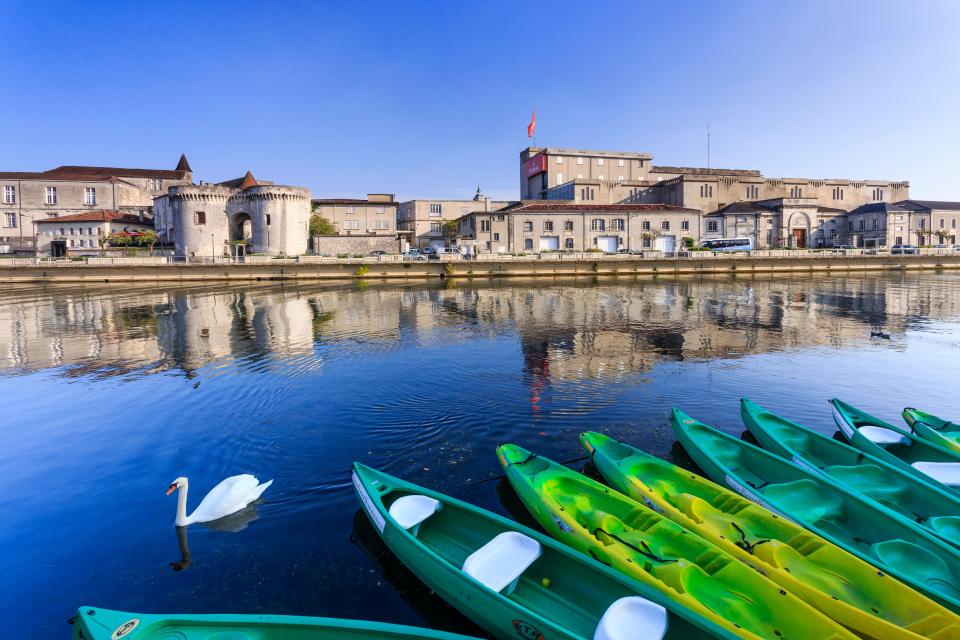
[859,426,910,445]
[760,480,843,525]
[462,531,542,595]
[870,540,956,591]
[929,516,960,540]
[388,494,441,537]
[912,462,960,487]
[825,464,904,501]
[594,596,668,640]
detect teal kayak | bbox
[742,397,960,547]
[352,463,738,640]
[832,399,960,495]
[71,606,480,639]
[904,408,960,455]
[671,407,960,614]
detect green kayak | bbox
[671,408,960,614]
[580,430,960,640]
[70,606,480,640]
[832,399,960,495]
[352,463,738,640]
[743,397,960,548]
[904,408,960,455]
[497,443,858,640]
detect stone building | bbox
[894,200,960,245]
[154,171,311,258]
[398,188,509,250]
[311,194,398,237]
[32,210,154,256]
[521,146,910,248]
[0,155,192,251]
[458,203,699,253]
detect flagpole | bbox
[533,105,536,147]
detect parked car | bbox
[402,249,427,261]
[834,244,855,250]
[891,244,918,255]
[367,250,388,257]
[429,247,460,259]
[934,244,960,251]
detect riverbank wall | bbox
[3,253,960,283]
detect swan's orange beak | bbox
[166,484,177,495]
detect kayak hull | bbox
[671,408,960,615]
[742,397,960,549]
[352,463,734,640]
[581,429,960,640]
[905,408,960,455]
[497,443,858,640]
[71,607,479,640]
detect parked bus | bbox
[701,237,753,252]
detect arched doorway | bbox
[230,212,254,253]
[788,212,811,248]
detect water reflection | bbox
[3,275,958,380]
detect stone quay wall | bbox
[311,235,402,256]
[2,254,960,284]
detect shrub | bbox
[355,264,369,277]
[309,215,336,236]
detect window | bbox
[789,186,803,198]
[194,211,206,225]
[430,223,442,233]
[555,156,563,164]
[148,178,162,190]
[858,219,865,231]
[590,219,605,231]
[940,218,945,228]
[918,218,926,229]
[611,218,624,231]
[580,187,595,200]
[953,219,957,229]
[266,214,271,226]
[618,159,625,167]
[641,220,651,231]
[84,187,96,205]
[565,238,574,249]
[746,185,759,199]
[872,218,878,231]
[524,238,533,250]
[5,212,15,228]
[70,227,76,235]
[493,232,500,241]
[485,241,491,250]
[480,220,491,232]
[342,220,360,230]
[497,214,505,221]
[543,221,554,232]
[523,221,533,232]
[59,227,65,235]
[45,186,57,204]
[642,236,651,248]
[345,206,355,214]
[681,220,690,231]
[2,186,14,203]
[699,184,714,198]
[833,187,844,200]
[872,188,884,201]
[374,220,389,230]
[564,220,574,231]
[707,220,719,232]
[661,220,670,231]
[576,157,584,165]
[429,203,442,216]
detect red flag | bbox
[527,109,536,138]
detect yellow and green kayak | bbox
[581,429,960,640]
[71,606,482,640]
[497,443,858,640]
[904,408,960,455]
[672,408,960,615]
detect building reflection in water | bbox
[1,275,958,382]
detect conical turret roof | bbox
[238,170,258,190]
[175,154,192,173]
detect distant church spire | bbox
[239,170,258,190]
[176,153,192,173]
[473,185,484,201]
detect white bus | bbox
[701,237,753,252]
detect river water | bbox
[2,273,959,637]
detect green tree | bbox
[441,219,459,239]
[107,232,132,247]
[309,215,336,236]
[137,230,159,251]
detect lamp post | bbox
[210,233,215,262]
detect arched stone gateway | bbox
[788,211,811,248]
[230,212,254,246]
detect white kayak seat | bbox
[859,426,910,445]
[912,462,960,487]
[594,596,668,640]
[388,494,441,536]
[462,531,542,595]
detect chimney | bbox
[484,197,491,211]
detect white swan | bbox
[166,475,273,526]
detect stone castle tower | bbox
[162,170,311,258]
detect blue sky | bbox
[2,1,959,201]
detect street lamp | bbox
[210,233,215,262]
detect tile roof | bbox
[896,199,960,212]
[711,201,777,215]
[847,202,912,215]
[0,156,191,181]
[312,198,396,205]
[176,154,192,173]
[238,171,258,190]
[33,210,153,225]
[501,203,699,213]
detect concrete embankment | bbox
[2,254,960,283]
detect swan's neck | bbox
[175,480,190,526]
